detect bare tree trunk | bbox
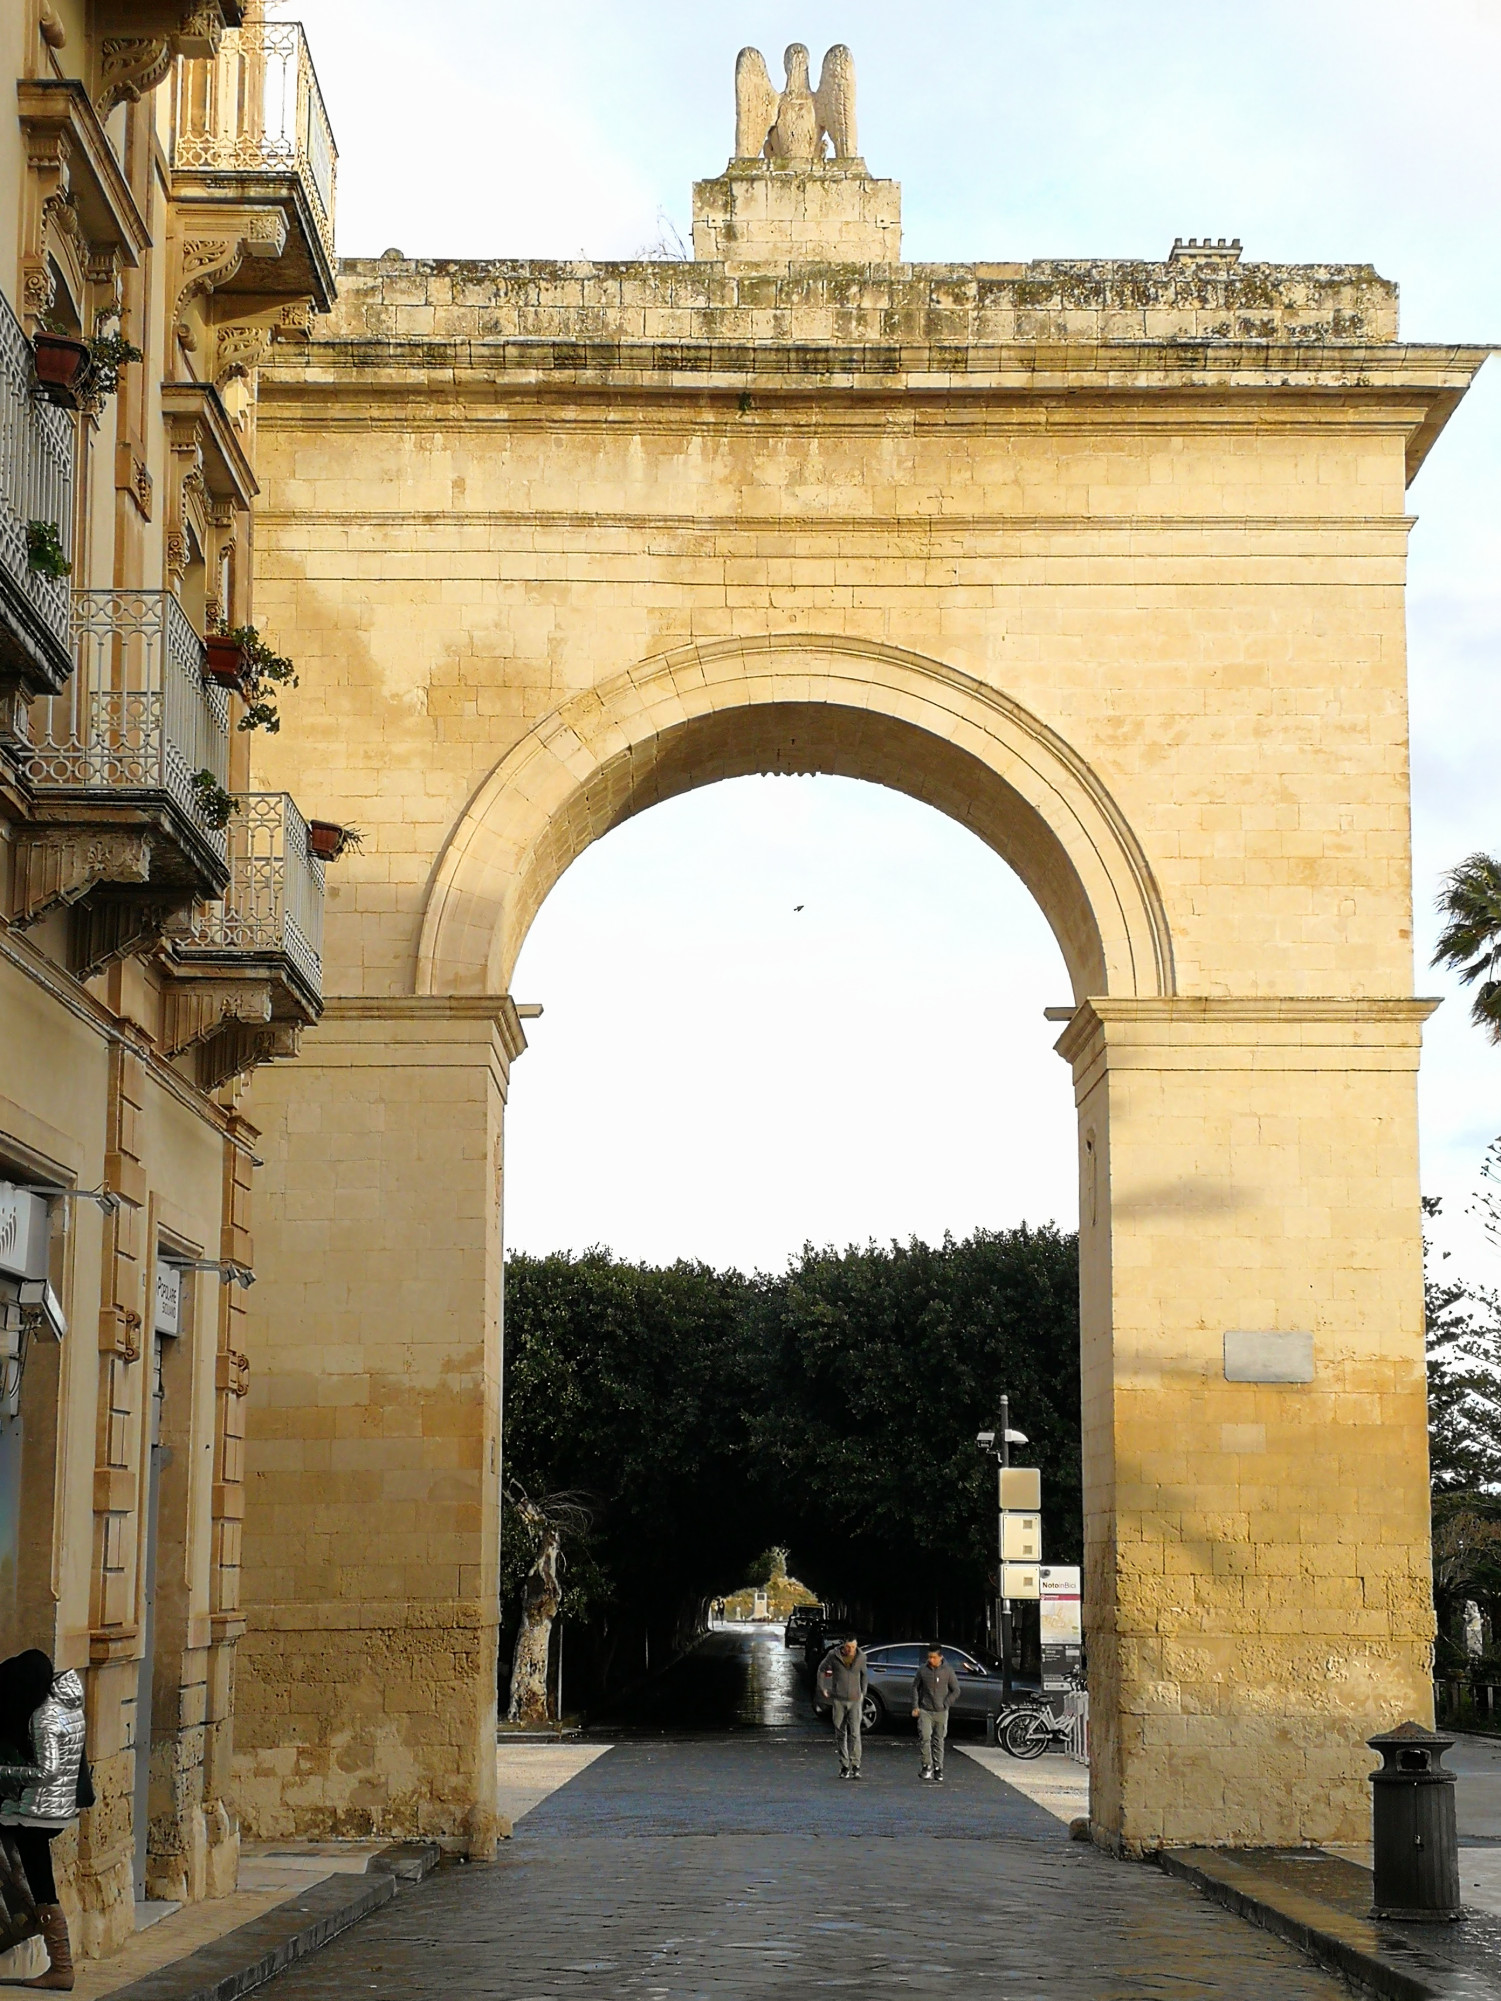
[506,1524,561,1724]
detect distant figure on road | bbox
[817,1636,869,1780]
[911,1642,959,1782]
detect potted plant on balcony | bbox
[208,622,300,732]
[25,520,72,581]
[31,329,91,408]
[190,769,238,832]
[81,322,143,400]
[203,632,247,688]
[307,822,363,862]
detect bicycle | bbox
[1000,1704,1074,1759]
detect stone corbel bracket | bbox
[17,80,151,327]
[95,5,232,120]
[212,321,274,392]
[171,206,287,342]
[73,893,195,983]
[199,1019,301,1092]
[11,827,152,926]
[163,977,273,1058]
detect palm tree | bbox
[1433,853,1501,1043]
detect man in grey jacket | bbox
[911,1642,960,1782]
[817,1637,869,1779]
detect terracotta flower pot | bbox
[203,634,246,687]
[307,820,346,860]
[32,332,90,407]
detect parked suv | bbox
[811,1641,1006,1733]
[783,1604,826,1650]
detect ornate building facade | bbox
[0,0,332,1957]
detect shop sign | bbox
[0,1185,49,1281]
[154,1262,182,1336]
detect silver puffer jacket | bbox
[0,1670,85,1829]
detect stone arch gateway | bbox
[228,130,1485,1857]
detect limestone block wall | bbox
[233,1000,518,1851]
[319,250,1398,348]
[1065,999,1434,1851]
[691,162,902,267]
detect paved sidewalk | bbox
[255,1734,1344,1998]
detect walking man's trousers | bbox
[832,1698,862,1774]
[917,1709,949,1775]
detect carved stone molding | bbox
[73,892,195,982]
[171,207,287,332]
[115,440,154,520]
[272,301,314,342]
[11,828,153,926]
[160,379,258,590]
[17,80,149,332]
[163,977,273,1057]
[213,322,273,389]
[173,5,226,60]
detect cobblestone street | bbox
[261,1633,1344,1999]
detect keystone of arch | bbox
[416,635,1176,1003]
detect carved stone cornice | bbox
[163,977,274,1057]
[171,206,287,333]
[11,828,153,926]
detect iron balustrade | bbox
[0,286,74,671]
[27,590,229,845]
[172,21,337,262]
[185,791,324,1000]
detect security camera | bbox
[976,1430,996,1450]
[18,1279,67,1342]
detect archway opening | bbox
[497,768,1087,1732]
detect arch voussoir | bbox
[417,636,1174,1003]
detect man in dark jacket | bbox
[817,1637,869,1779]
[911,1643,960,1782]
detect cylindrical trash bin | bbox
[1368,1720,1463,1921]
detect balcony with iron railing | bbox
[171,20,338,310]
[13,592,231,968]
[181,790,324,1016]
[0,288,74,706]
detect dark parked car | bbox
[811,1641,1006,1732]
[784,1604,827,1650]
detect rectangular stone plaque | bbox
[1223,1330,1314,1383]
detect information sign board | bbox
[1039,1563,1082,1690]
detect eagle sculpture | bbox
[734,43,857,164]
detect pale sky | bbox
[291,0,1500,1277]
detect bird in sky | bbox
[793,904,804,912]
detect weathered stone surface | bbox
[238,128,1485,1862]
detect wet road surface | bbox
[263,1624,1344,1998]
[591,1621,817,1734]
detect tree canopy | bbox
[501,1224,1081,1688]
